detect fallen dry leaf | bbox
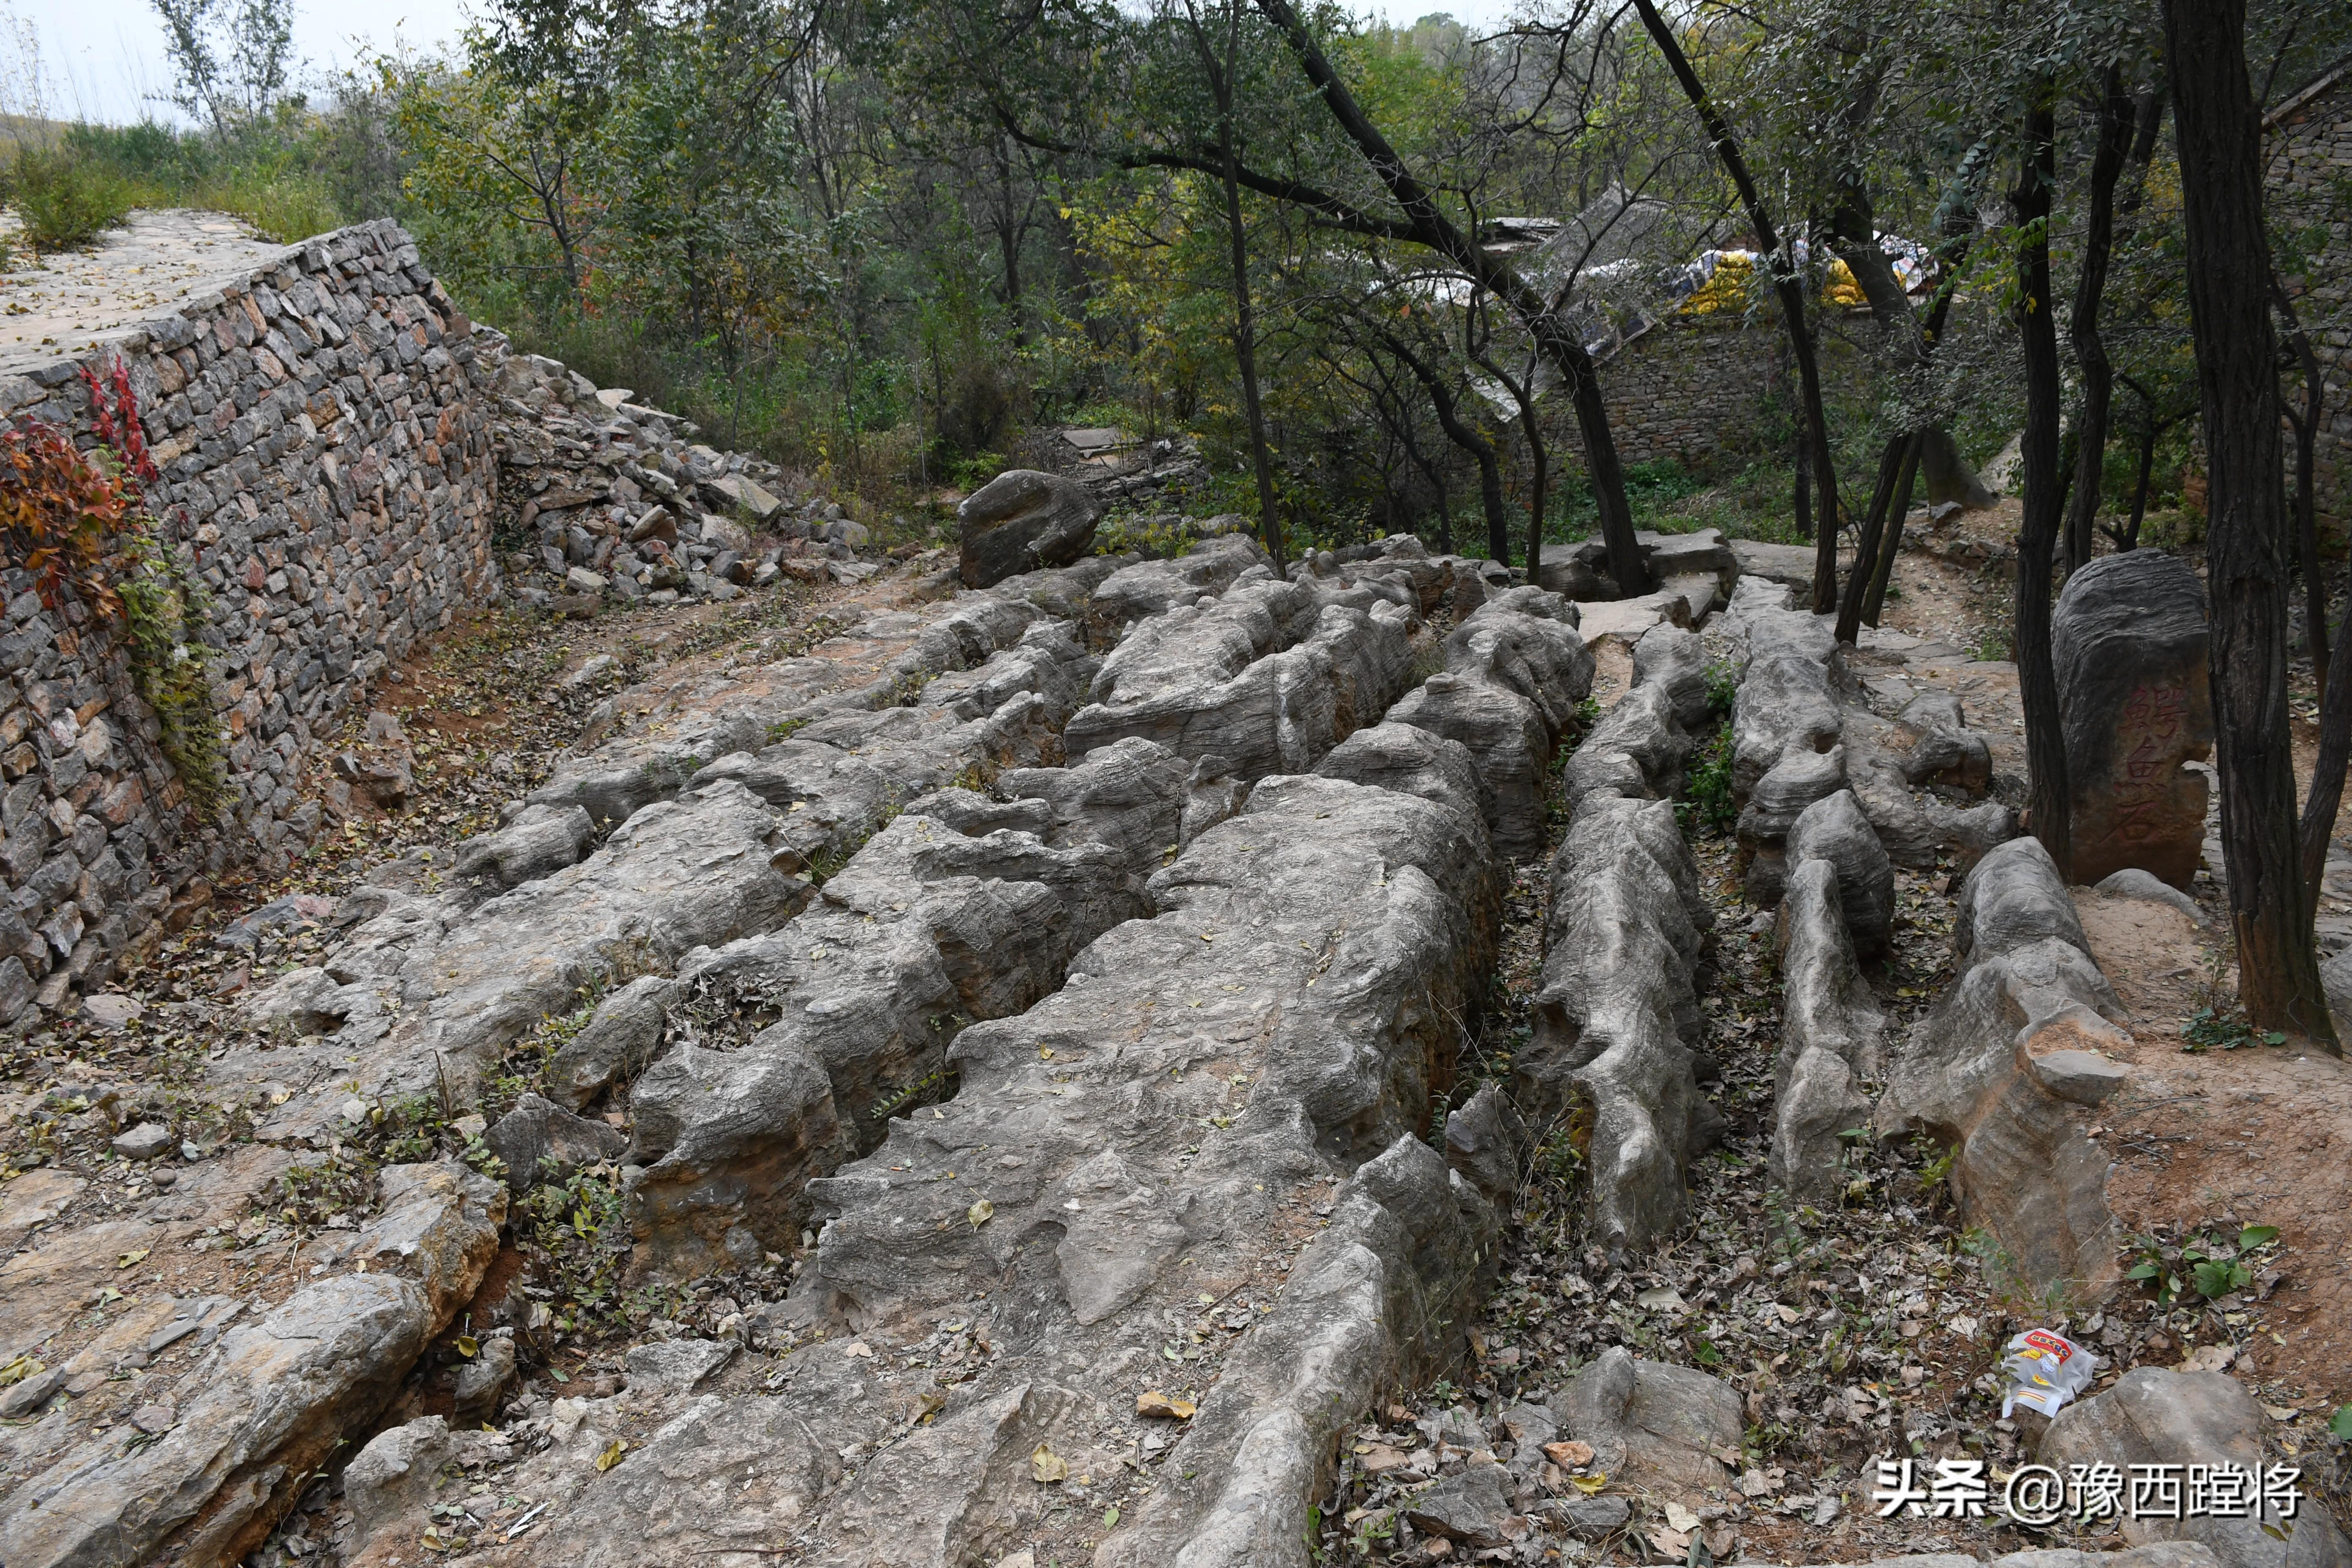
[1542,1440,1595,1468]
[967,1198,994,1228]
[595,1438,626,1473]
[1031,1441,1069,1484]
[1136,1390,1196,1420]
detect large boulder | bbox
[957,469,1101,588]
[2042,1369,2352,1568]
[2052,551,2214,888]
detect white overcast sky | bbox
[20,0,1520,126]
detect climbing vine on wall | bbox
[0,363,228,817]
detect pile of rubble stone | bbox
[480,339,882,607]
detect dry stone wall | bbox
[0,218,498,1021]
[1590,316,1786,470]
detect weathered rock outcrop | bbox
[0,1163,502,1568]
[1768,858,1885,1201]
[1524,794,1718,1251]
[248,780,818,1127]
[1878,836,2130,1297]
[454,763,1498,1567]
[624,738,1197,1277]
[1100,1128,1508,1568]
[2042,1370,2352,1568]
[1519,641,1714,1250]
[245,602,1118,1143]
[1065,572,1416,781]
[525,589,1073,828]
[1738,744,1848,905]
[1386,591,1595,857]
[1087,534,1270,634]
[2053,551,2215,889]
[1723,579,1841,801]
[956,469,1102,588]
[1632,622,1717,733]
[1784,788,1895,957]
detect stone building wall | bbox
[0,218,498,1020]
[2270,66,2352,540]
[1594,313,1787,469]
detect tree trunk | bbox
[1835,432,1908,642]
[1250,0,1647,594]
[2125,419,2158,549]
[2013,90,2072,878]
[1478,350,1549,580]
[1861,435,1922,625]
[1208,42,1286,569]
[2166,0,2338,1049]
[1840,431,1922,640]
[1385,329,1511,563]
[1793,431,1813,541]
[1631,0,1839,610]
[2063,65,2136,577]
[2301,606,2352,922]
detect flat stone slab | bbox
[1573,591,1693,644]
[1729,538,1821,588]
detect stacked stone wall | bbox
[2271,70,2352,540]
[0,218,497,1019]
[1595,313,1787,469]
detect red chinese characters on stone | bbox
[2110,684,2189,845]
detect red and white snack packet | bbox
[1998,1327,2100,1418]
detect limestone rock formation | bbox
[2052,551,2215,888]
[1878,837,2130,1297]
[625,740,1194,1277]
[1738,744,1848,905]
[1768,859,1884,1200]
[1386,591,1595,857]
[957,469,1102,588]
[1784,788,1895,957]
[0,1164,502,1568]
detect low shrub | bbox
[6,145,141,251]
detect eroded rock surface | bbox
[1878,837,2129,1297]
[1387,591,1595,857]
[1768,858,1884,1201]
[2042,1370,2352,1568]
[468,767,1501,1567]
[0,1164,501,1568]
[624,739,1197,1277]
